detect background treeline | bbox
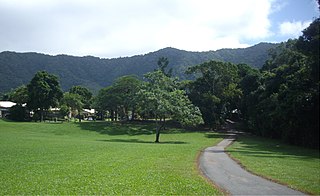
[2,19,318,149]
[0,42,277,95]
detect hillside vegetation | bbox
[0,43,277,94]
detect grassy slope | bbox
[0,120,223,195]
[227,134,320,195]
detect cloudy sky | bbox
[0,0,318,58]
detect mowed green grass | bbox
[227,134,320,195]
[0,120,223,195]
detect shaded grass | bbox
[0,120,223,195]
[227,134,320,195]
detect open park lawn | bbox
[0,120,222,195]
[227,135,320,195]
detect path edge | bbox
[196,137,230,195]
[225,135,311,195]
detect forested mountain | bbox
[0,42,277,94]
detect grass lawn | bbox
[227,134,320,195]
[0,119,223,195]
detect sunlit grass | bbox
[227,134,320,195]
[0,120,223,195]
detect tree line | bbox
[2,18,319,148]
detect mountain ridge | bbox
[0,42,278,94]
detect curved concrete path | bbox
[199,133,305,195]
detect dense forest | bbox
[0,42,277,95]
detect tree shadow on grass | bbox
[227,135,320,160]
[76,121,201,136]
[97,138,188,144]
[77,121,156,136]
[205,132,233,139]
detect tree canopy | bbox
[138,70,203,142]
[27,71,63,121]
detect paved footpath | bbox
[199,133,305,195]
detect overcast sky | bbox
[0,0,319,58]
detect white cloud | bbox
[279,20,312,37]
[0,0,276,57]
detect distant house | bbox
[83,109,95,120]
[0,101,16,118]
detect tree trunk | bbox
[155,117,165,143]
[40,108,44,122]
[78,109,81,122]
[115,110,118,121]
[110,110,114,121]
[155,125,160,143]
[131,108,135,121]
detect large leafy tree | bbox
[94,75,141,121]
[69,86,93,109]
[27,71,63,122]
[138,70,203,142]
[112,75,142,120]
[186,61,241,128]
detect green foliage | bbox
[0,43,277,94]
[8,85,29,104]
[69,86,93,108]
[139,71,203,126]
[137,70,203,142]
[241,19,319,148]
[0,120,222,195]
[94,75,142,121]
[27,71,63,121]
[186,61,241,127]
[59,104,70,118]
[61,93,83,113]
[157,57,172,77]
[7,105,29,121]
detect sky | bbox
[0,0,319,58]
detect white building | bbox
[0,101,16,118]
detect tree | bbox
[6,85,30,121]
[157,57,172,77]
[61,92,83,122]
[137,70,203,142]
[8,104,29,121]
[27,71,63,122]
[112,75,142,120]
[8,85,29,104]
[93,75,142,121]
[243,20,319,148]
[186,61,241,128]
[69,86,93,108]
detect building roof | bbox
[0,101,16,108]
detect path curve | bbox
[199,133,305,195]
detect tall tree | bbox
[186,61,241,128]
[93,75,141,121]
[138,70,203,142]
[27,71,63,122]
[112,75,142,120]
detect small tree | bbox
[69,86,93,109]
[138,70,203,143]
[61,92,83,122]
[27,71,63,122]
